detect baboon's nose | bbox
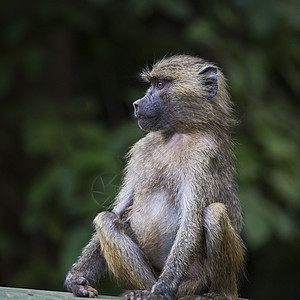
[133,101,138,111]
[133,99,141,116]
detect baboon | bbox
[65,55,245,300]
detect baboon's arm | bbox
[151,170,211,299]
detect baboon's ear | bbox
[199,65,218,99]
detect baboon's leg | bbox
[176,276,208,298]
[202,203,245,300]
[177,204,244,300]
[94,211,156,290]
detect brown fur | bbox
[65,55,245,300]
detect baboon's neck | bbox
[159,122,231,144]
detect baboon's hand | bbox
[65,275,98,298]
[150,282,173,300]
[123,290,151,300]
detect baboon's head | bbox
[133,55,233,132]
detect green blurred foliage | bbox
[0,0,299,299]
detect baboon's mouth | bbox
[136,114,155,120]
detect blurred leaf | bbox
[185,19,218,47]
[240,188,273,249]
[158,0,192,21]
[0,60,14,95]
[267,170,300,208]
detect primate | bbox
[65,55,245,300]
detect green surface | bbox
[0,287,121,300]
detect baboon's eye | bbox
[156,81,165,89]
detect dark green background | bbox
[0,0,299,299]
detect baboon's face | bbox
[134,56,220,132]
[133,80,171,132]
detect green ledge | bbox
[0,286,121,299]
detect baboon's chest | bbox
[128,138,189,270]
[129,188,181,271]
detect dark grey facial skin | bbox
[133,80,170,132]
[133,65,218,133]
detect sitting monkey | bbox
[65,55,245,300]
